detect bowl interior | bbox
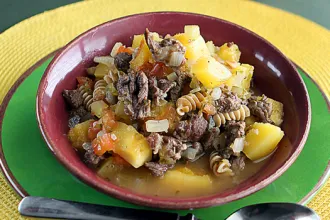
[37,12,310,209]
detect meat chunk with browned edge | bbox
[117,71,151,120]
[215,87,242,113]
[63,89,83,109]
[114,52,132,73]
[202,127,221,150]
[170,73,189,102]
[174,113,208,142]
[82,143,104,167]
[149,77,176,106]
[248,95,273,123]
[145,29,186,67]
[224,121,246,145]
[145,162,174,177]
[231,155,246,173]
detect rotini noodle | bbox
[213,105,250,127]
[176,92,207,116]
[78,86,93,111]
[209,151,233,176]
[93,79,107,101]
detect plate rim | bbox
[0,51,329,205]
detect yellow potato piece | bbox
[217,42,241,62]
[228,64,254,90]
[112,122,152,168]
[90,100,109,118]
[174,34,209,62]
[68,120,93,150]
[184,25,200,40]
[243,122,284,161]
[161,168,212,194]
[94,63,110,79]
[192,56,232,88]
[267,98,284,126]
[130,38,152,71]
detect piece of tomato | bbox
[117,46,133,55]
[92,133,116,156]
[102,109,118,133]
[77,76,93,89]
[87,120,101,140]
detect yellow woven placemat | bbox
[0,0,329,219]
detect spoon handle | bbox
[18,196,196,220]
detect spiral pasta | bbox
[213,105,250,127]
[93,79,107,101]
[176,91,207,116]
[78,86,93,111]
[209,151,233,176]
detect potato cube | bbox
[112,122,152,168]
[160,167,212,194]
[91,100,109,118]
[184,25,200,40]
[206,41,216,54]
[243,122,284,161]
[217,42,241,63]
[68,120,93,150]
[226,64,254,90]
[267,98,284,126]
[192,56,232,88]
[130,38,152,71]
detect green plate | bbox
[0,56,329,219]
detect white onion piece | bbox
[182,148,198,160]
[253,147,278,163]
[168,52,185,67]
[167,72,178,81]
[231,137,245,153]
[110,42,123,57]
[94,56,114,67]
[146,119,169,133]
[96,130,106,138]
[189,87,201,94]
[211,87,222,100]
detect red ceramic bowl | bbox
[36,12,311,209]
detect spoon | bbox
[18,196,320,220]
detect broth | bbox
[96,153,269,198]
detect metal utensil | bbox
[18,196,197,220]
[19,196,320,220]
[226,202,320,220]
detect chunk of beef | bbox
[147,133,187,165]
[82,143,103,166]
[145,162,174,177]
[68,115,80,129]
[149,77,176,106]
[215,87,242,113]
[68,106,94,128]
[159,136,187,164]
[147,133,163,154]
[145,29,186,67]
[170,73,189,102]
[224,121,246,145]
[117,71,151,120]
[63,89,83,108]
[114,52,132,72]
[174,114,208,142]
[248,95,273,123]
[217,148,233,159]
[202,127,221,150]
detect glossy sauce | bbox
[96,153,269,198]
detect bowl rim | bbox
[36,11,311,209]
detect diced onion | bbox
[97,130,106,138]
[211,87,222,100]
[182,148,198,160]
[168,52,185,67]
[189,87,201,94]
[231,137,245,153]
[110,42,123,57]
[146,119,169,133]
[94,56,114,67]
[166,72,178,81]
